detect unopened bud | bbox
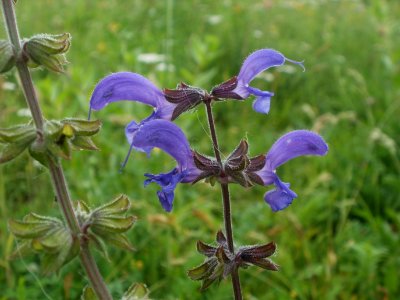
[0,40,16,73]
[22,33,71,73]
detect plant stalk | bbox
[1,1,112,298]
[204,100,242,300]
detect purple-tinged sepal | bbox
[255,130,328,211]
[163,82,206,120]
[211,76,242,100]
[188,230,278,290]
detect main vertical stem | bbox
[204,100,242,300]
[1,1,112,299]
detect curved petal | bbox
[131,119,193,169]
[237,49,286,84]
[265,130,328,171]
[252,96,271,114]
[144,168,186,212]
[248,86,274,114]
[264,176,297,212]
[233,49,304,100]
[89,72,166,111]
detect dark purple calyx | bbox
[188,230,278,290]
[164,82,206,120]
[192,150,220,184]
[211,76,243,100]
[191,139,267,187]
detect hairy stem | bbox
[1,1,112,298]
[204,100,242,300]
[1,0,44,132]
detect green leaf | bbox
[92,232,135,252]
[23,213,63,224]
[9,241,33,260]
[92,215,136,233]
[87,233,109,261]
[40,232,76,275]
[36,227,70,253]
[122,283,150,300]
[0,143,29,164]
[8,219,54,239]
[47,140,72,160]
[93,194,131,216]
[75,200,91,214]
[0,40,15,73]
[0,124,35,143]
[62,119,101,136]
[71,136,98,151]
[41,251,65,275]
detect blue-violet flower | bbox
[254,130,328,211]
[211,48,304,114]
[128,119,201,212]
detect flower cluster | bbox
[89,49,328,212]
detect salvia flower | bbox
[211,48,304,114]
[127,119,201,212]
[253,130,328,211]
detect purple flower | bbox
[89,72,176,121]
[212,49,304,114]
[128,119,201,212]
[255,130,328,211]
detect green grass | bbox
[1,0,400,299]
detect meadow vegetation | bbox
[0,0,399,299]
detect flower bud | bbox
[22,33,71,73]
[0,40,16,73]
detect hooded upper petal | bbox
[89,72,177,121]
[237,49,286,85]
[131,119,193,169]
[90,72,166,111]
[265,130,328,171]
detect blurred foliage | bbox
[0,0,399,299]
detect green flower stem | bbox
[1,1,112,299]
[1,0,44,132]
[204,100,243,300]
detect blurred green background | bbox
[1,0,400,299]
